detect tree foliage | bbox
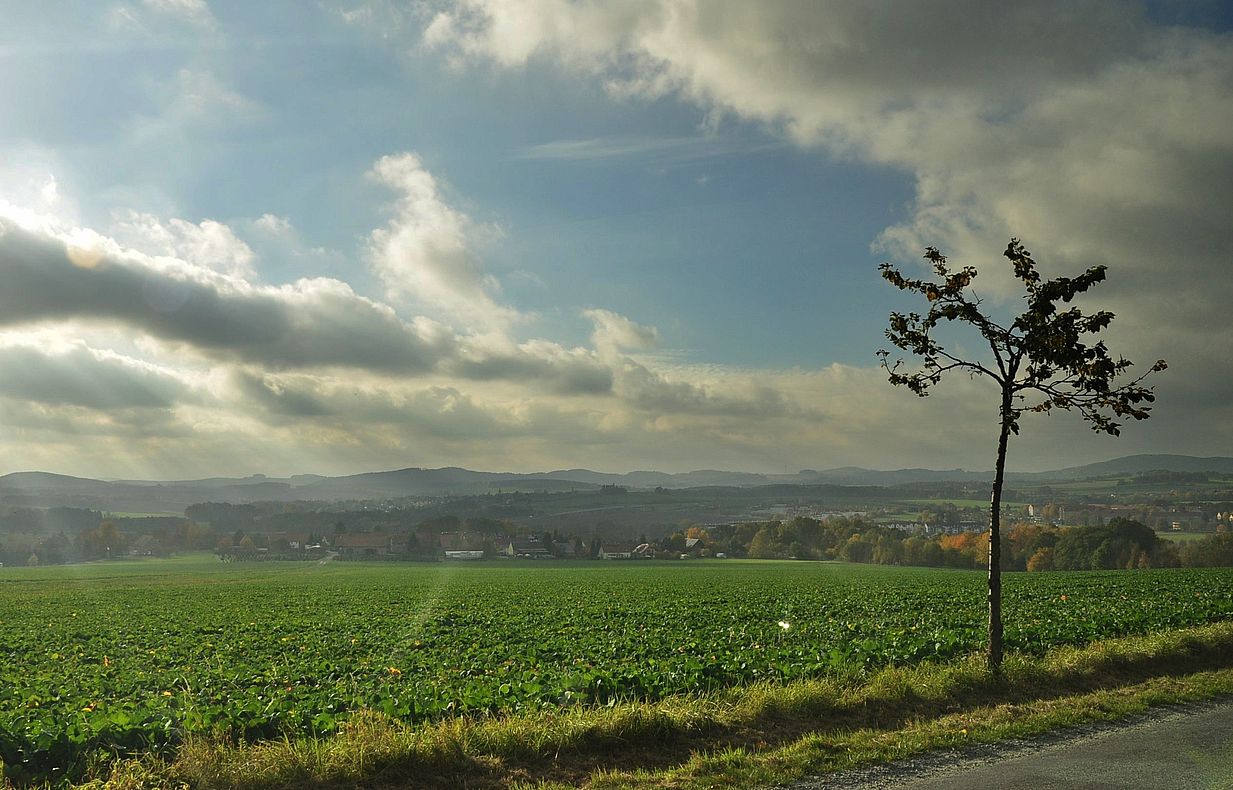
[878,239,1166,435]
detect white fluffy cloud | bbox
[113,212,257,279]
[368,152,520,331]
[584,308,658,355]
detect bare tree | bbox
[878,239,1166,671]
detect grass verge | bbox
[53,622,1233,790]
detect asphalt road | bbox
[794,701,1233,789]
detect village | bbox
[214,526,714,562]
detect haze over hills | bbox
[0,454,1230,515]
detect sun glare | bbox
[66,243,104,269]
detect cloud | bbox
[0,217,456,373]
[112,212,257,279]
[0,341,195,411]
[108,0,218,33]
[39,175,59,206]
[420,0,1233,461]
[420,1,1151,130]
[0,206,764,415]
[228,369,528,439]
[612,358,791,418]
[0,205,677,407]
[578,309,789,416]
[451,334,614,395]
[368,152,520,330]
[142,0,217,29]
[0,155,80,225]
[418,2,1230,326]
[0,195,830,475]
[584,308,659,354]
[229,369,335,419]
[874,38,1233,310]
[516,136,779,164]
[1,182,1183,478]
[253,213,293,235]
[131,69,263,145]
[243,214,347,280]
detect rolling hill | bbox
[1,454,1229,513]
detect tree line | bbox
[707,516,1231,571]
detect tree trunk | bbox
[988,388,1013,673]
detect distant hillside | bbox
[802,456,1233,486]
[293,467,601,499]
[2,454,1229,512]
[0,471,115,492]
[807,467,991,486]
[1029,454,1233,481]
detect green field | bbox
[1157,531,1216,543]
[904,498,1021,508]
[2,557,1233,782]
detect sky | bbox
[0,0,1230,479]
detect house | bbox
[504,538,553,558]
[335,532,400,557]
